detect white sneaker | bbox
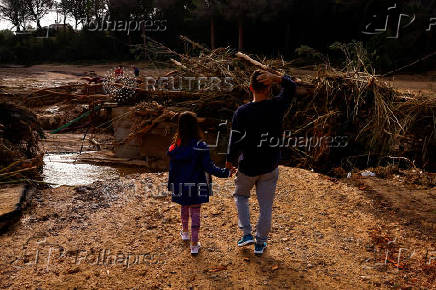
[180,231,190,241]
[190,242,201,255]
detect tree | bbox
[220,0,268,51]
[131,0,155,57]
[0,0,30,31]
[58,0,69,25]
[192,0,222,49]
[59,0,87,29]
[26,0,54,29]
[132,0,155,20]
[86,0,108,23]
[154,0,192,48]
[263,0,295,55]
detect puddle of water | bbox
[43,153,120,188]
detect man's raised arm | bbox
[257,72,297,107]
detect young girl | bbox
[168,111,233,255]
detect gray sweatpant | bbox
[233,168,279,244]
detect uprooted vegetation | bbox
[110,42,435,175]
[0,103,44,184]
[0,42,434,289]
[1,40,434,178]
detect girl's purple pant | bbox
[181,205,201,243]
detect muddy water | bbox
[43,153,121,187]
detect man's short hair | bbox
[250,70,268,92]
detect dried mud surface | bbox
[0,65,435,289]
[0,167,434,289]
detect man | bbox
[226,70,296,255]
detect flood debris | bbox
[0,102,44,182]
[74,180,123,210]
[1,43,431,177]
[107,43,435,174]
[0,103,44,230]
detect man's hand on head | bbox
[256,71,283,86]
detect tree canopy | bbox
[0,0,434,70]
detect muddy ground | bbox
[1,64,435,93]
[0,65,435,289]
[0,163,435,289]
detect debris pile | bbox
[11,39,430,174]
[113,44,435,173]
[122,102,178,145]
[22,82,112,131]
[0,103,44,182]
[285,70,436,173]
[24,83,105,107]
[74,180,124,211]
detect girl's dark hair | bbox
[173,111,204,146]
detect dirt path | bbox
[1,65,434,95]
[0,167,434,289]
[0,64,435,288]
[0,64,169,94]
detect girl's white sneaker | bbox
[190,243,201,255]
[180,231,190,241]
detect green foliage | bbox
[329,41,376,73]
[0,30,132,64]
[0,0,434,71]
[0,29,14,42]
[294,45,325,62]
[0,30,17,62]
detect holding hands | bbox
[226,161,237,177]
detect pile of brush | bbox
[121,101,178,145]
[116,38,436,173]
[24,83,108,107]
[0,103,45,184]
[283,69,435,173]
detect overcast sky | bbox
[0,12,75,30]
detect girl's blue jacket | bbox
[167,139,229,206]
